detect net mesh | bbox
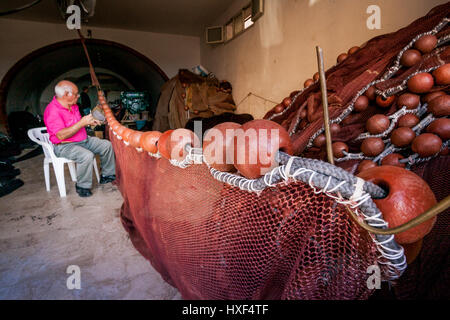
[104,3,450,300]
[111,133,383,300]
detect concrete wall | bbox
[200,0,448,119]
[0,17,201,82]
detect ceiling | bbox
[0,0,233,36]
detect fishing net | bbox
[104,3,449,300]
[112,133,387,300]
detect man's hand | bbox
[56,114,97,141]
[81,114,97,127]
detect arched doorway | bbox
[0,38,168,137]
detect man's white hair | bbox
[55,83,74,98]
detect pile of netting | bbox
[101,3,449,299]
[264,3,449,164]
[111,133,400,299]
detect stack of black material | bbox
[0,133,24,198]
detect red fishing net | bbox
[104,3,450,300]
[112,133,381,299]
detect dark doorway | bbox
[0,38,168,141]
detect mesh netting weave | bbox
[104,3,450,300]
[111,132,383,300]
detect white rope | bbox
[354,107,418,141]
[350,177,365,202]
[148,151,161,159]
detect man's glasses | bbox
[69,92,80,98]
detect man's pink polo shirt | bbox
[43,96,87,144]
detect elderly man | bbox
[44,80,116,197]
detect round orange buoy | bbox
[166,129,200,161]
[354,95,369,112]
[109,119,119,128]
[381,153,406,168]
[427,95,450,117]
[400,49,422,67]
[426,118,450,140]
[129,131,144,149]
[115,125,126,137]
[313,72,319,82]
[332,142,348,158]
[357,166,437,244]
[422,91,446,104]
[432,63,450,85]
[397,114,419,128]
[414,34,437,54]
[390,127,416,147]
[122,128,134,143]
[140,131,163,154]
[282,97,292,107]
[348,46,360,55]
[366,114,390,134]
[234,120,293,179]
[304,79,314,88]
[274,104,284,113]
[203,122,241,172]
[376,95,396,108]
[364,86,376,100]
[337,53,348,63]
[313,134,326,148]
[356,160,377,174]
[361,137,384,157]
[411,133,442,157]
[157,130,175,159]
[397,93,420,109]
[407,73,434,93]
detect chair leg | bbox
[93,158,100,183]
[44,162,50,191]
[68,162,77,182]
[53,162,67,197]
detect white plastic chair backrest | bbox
[27,127,58,162]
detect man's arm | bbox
[56,114,97,141]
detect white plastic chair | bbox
[27,127,100,197]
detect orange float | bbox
[140,131,163,154]
[356,160,377,174]
[166,129,201,161]
[376,95,396,108]
[122,128,134,143]
[157,130,175,159]
[115,125,126,137]
[203,122,242,172]
[432,63,450,85]
[129,131,144,149]
[234,120,293,179]
[407,73,434,93]
[357,166,437,244]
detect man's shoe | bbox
[75,184,92,197]
[100,175,116,184]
